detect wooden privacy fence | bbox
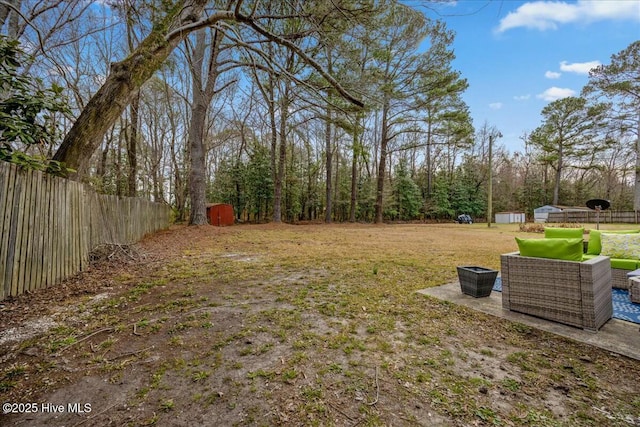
[547,210,640,224]
[0,161,170,300]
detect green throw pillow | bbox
[600,233,640,259]
[586,229,640,255]
[544,227,584,239]
[515,237,584,261]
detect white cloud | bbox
[536,87,576,101]
[514,94,531,101]
[545,71,561,79]
[559,60,601,75]
[497,0,640,32]
[489,102,503,110]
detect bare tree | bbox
[52,1,364,179]
[52,1,211,176]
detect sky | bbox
[411,0,640,153]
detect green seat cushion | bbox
[610,258,639,270]
[586,229,640,255]
[516,237,584,261]
[544,227,584,239]
[580,253,637,271]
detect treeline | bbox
[0,2,637,224]
[206,122,635,223]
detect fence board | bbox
[41,173,51,289]
[0,163,10,299]
[0,161,170,299]
[55,177,64,285]
[0,162,16,300]
[49,176,57,287]
[10,163,27,296]
[26,169,40,291]
[29,169,42,291]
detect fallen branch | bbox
[328,402,355,421]
[56,327,115,355]
[89,243,145,264]
[366,366,379,406]
[106,345,154,362]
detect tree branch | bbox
[165,10,234,44]
[233,10,364,109]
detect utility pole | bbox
[487,131,502,228]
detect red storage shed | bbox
[206,203,234,226]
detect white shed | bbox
[495,212,526,224]
[534,205,562,223]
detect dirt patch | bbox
[0,317,58,348]
[1,224,639,426]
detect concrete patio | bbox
[418,282,640,361]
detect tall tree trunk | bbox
[553,142,564,205]
[153,166,161,202]
[187,27,224,225]
[273,53,294,223]
[97,128,114,192]
[267,72,278,216]
[115,128,124,197]
[127,94,139,197]
[188,103,208,224]
[325,107,333,223]
[349,120,359,223]
[273,92,289,223]
[324,48,333,223]
[348,35,365,223]
[125,3,139,198]
[375,101,390,224]
[170,141,186,222]
[426,116,433,196]
[334,141,340,220]
[269,106,277,213]
[553,166,561,205]
[306,141,314,221]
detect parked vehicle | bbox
[456,214,473,224]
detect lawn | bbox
[1,223,639,426]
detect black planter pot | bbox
[457,266,498,298]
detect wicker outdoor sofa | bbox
[500,252,613,331]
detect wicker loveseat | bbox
[500,252,613,331]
